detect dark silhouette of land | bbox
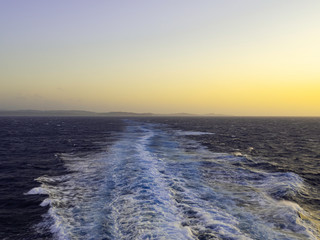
[0,110,224,117]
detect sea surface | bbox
[0,117,319,239]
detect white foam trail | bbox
[105,126,194,239]
[28,121,319,240]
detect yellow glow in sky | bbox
[0,1,319,116]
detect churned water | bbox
[1,117,319,239]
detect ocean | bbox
[0,117,319,239]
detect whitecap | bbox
[175,130,215,136]
[24,187,48,195]
[40,198,51,207]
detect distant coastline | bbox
[0,110,227,117]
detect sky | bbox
[1,0,319,116]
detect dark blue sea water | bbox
[0,117,319,239]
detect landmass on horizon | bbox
[0,110,228,117]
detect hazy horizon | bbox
[1,1,320,116]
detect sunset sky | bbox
[1,1,319,116]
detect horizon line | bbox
[0,109,319,117]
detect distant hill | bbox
[161,113,196,116]
[0,110,155,117]
[0,110,97,116]
[205,113,228,116]
[0,110,226,117]
[97,112,154,117]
